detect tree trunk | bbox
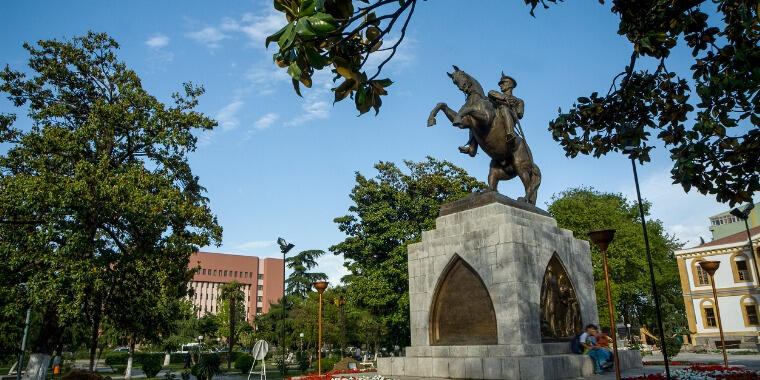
[164,350,171,367]
[24,354,51,380]
[95,346,103,369]
[25,308,61,380]
[228,306,235,370]
[88,302,102,371]
[124,340,135,379]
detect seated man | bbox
[595,329,612,349]
[579,324,613,374]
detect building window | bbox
[704,307,717,327]
[234,271,238,277]
[257,296,263,302]
[258,274,264,280]
[256,307,262,313]
[692,260,710,286]
[224,270,227,277]
[731,253,753,283]
[741,296,760,326]
[700,299,717,328]
[213,269,217,276]
[257,285,263,291]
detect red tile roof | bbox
[690,225,760,249]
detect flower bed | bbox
[287,367,378,380]
[644,361,708,366]
[624,364,760,380]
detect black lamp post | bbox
[730,202,758,283]
[277,237,295,375]
[623,147,671,379]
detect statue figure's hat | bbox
[499,71,517,88]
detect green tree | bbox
[0,32,221,379]
[331,157,487,346]
[217,281,245,369]
[286,250,328,298]
[547,187,687,356]
[266,0,759,205]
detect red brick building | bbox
[188,252,284,322]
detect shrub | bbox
[61,369,104,380]
[234,355,254,374]
[141,355,163,378]
[319,355,340,372]
[191,354,221,380]
[104,352,128,367]
[296,351,310,372]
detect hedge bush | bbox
[141,355,163,378]
[234,355,254,374]
[61,369,104,380]
[103,352,166,367]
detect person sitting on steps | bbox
[580,324,614,374]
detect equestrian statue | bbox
[427,66,541,205]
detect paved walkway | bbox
[81,352,760,379]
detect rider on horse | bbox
[459,72,524,157]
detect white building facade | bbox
[674,226,760,348]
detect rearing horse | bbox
[427,66,541,205]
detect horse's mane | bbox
[455,71,486,98]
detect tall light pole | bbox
[623,148,671,379]
[730,202,758,283]
[17,307,31,380]
[277,238,295,375]
[313,281,329,376]
[699,261,728,367]
[588,229,621,380]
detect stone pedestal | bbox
[377,192,642,379]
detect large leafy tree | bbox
[547,187,686,356]
[331,157,487,346]
[267,0,759,205]
[286,249,328,298]
[0,32,221,379]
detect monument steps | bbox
[379,347,642,379]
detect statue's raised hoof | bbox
[517,196,527,203]
[427,118,436,127]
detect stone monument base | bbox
[377,343,643,379]
[378,192,643,379]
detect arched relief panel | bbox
[540,253,582,341]
[429,254,498,345]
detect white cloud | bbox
[214,11,285,48]
[317,253,350,286]
[196,130,216,147]
[216,100,244,131]
[244,65,290,96]
[618,167,728,248]
[145,34,170,49]
[253,113,279,130]
[235,240,276,250]
[286,99,330,126]
[187,26,228,49]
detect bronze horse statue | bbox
[427,66,541,205]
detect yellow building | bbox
[674,225,760,348]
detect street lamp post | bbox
[730,202,758,283]
[626,323,632,347]
[16,307,31,380]
[624,150,671,379]
[313,281,329,376]
[277,238,295,375]
[699,261,729,368]
[588,229,621,380]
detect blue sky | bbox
[1,1,730,284]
